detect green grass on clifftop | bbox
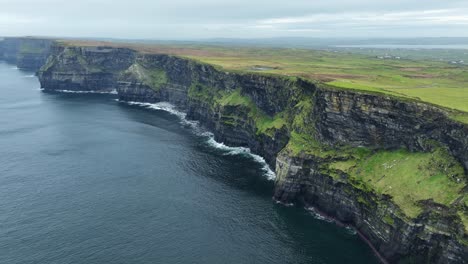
[217,89,251,106]
[287,134,466,223]
[330,148,466,218]
[147,68,168,90]
[194,48,468,123]
[216,89,287,136]
[286,132,337,158]
[180,47,468,115]
[188,86,287,136]
[122,63,168,90]
[60,40,468,122]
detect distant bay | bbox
[334,44,468,49]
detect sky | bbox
[0,0,467,39]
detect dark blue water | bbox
[0,62,378,264]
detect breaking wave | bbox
[122,101,200,129]
[345,226,357,235]
[306,207,334,223]
[305,206,357,235]
[205,135,276,180]
[118,100,276,180]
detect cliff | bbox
[0,39,3,60]
[37,43,468,263]
[0,37,53,70]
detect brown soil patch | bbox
[59,40,225,57]
[401,67,423,72]
[300,73,365,82]
[403,74,435,79]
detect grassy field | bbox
[346,148,465,218]
[333,46,468,63]
[283,124,466,222]
[326,146,467,221]
[61,40,468,120]
[187,46,468,122]
[181,47,468,112]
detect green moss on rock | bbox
[285,133,466,221]
[188,82,223,105]
[285,131,338,158]
[217,89,250,107]
[214,89,287,137]
[348,148,466,218]
[147,68,167,91]
[255,113,287,136]
[121,63,168,91]
[383,215,395,226]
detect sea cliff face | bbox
[0,40,3,60]
[0,37,53,70]
[37,43,468,263]
[39,45,136,91]
[314,90,468,170]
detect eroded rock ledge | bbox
[36,43,468,263]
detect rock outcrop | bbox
[0,39,4,61]
[314,90,468,170]
[39,45,136,91]
[37,42,468,263]
[0,37,53,70]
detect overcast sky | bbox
[1,0,467,39]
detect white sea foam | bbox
[205,135,276,180]
[274,200,294,207]
[305,206,357,235]
[52,89,118,94]
[23,74,36,78]
[122,101,200,129]
[345,226,357,235]
[118,100,276,180]
[10,66,19,70]
[306,207,334,223]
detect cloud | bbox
[251,8,468,37]
[0,0,467,38]
[257,9,468,25]
[0,13,42,24]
